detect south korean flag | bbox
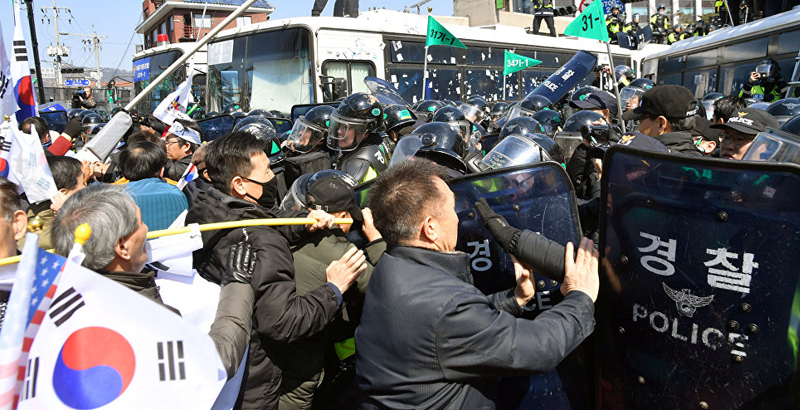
[17,261,226,409]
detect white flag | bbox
[152,60,195,126]
[7,121,57,203]
[0,17,19,118]
[17,262,226,410]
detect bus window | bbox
[389,40,459,65]
[657,73,681,86]
[388,67,461,104]
[516,50,561,68]
[777,29,800,55]
[466,47,503,66]
[321,61,376,98]
[465,69,514,101]
[776,57,796,84]
[682,69,717,98]
[719,63,757,96]
[133,50,182,113]
[658,57,682,73]
[722,38,768,63]
[208,28,313,114]
[686,49,717,69]
[520,69,555,96]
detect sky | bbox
[0,0,455,80]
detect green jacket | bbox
[278,229,386,410]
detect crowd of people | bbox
[1,53,799,408]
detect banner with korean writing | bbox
[598,145,800,409]
[503,50,542,76]
[425,16,467,49]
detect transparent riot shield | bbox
[364,76,411,108]
[355,163,588,410]
[198,114,235,142]
[598,145,800,409]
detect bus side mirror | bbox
[320,76,348,101]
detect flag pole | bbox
[503,74,507,101]
[605,42,627,133]
[421,46,429,101]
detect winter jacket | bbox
[355,246,596,410]
[657,130,704,157]
[279,229,385,410]
[186,187,341,410]
[166,154,193,181]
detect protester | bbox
[118,141,189,230]
[356,159,599,409]
[164,119,203,180]
[182,141,214,207]
[186,131,366,409]
[24,156,86,249]
[712,95,749,124]
[0,177,27,259]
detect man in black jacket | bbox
[622,85,704,156]
[356,159,599,409]
[186,131,367,409]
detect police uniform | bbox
[532,0,556,37]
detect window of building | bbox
[236,16,252,27]
[160,21,167,35]
[195,14,212,28]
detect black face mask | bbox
[244,176,279,209]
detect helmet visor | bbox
[619,87,644,111]
[459,104,484,123]
[389,137,424,169]
[553,133,585,159]
[755,64,773,76]
[286,118,326,154]
[280,174,312,211]
[505,105,537,121]
[481,135,546,170]
[327,112,371,151]
[742,131,797,162]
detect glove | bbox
[62,116,83,138]
[223,241,257,287]
[474,198,521,254]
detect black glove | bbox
[474,198,521,254]
[62,117,83,138]
[223,241,257,287]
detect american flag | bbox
[0,235,56,409]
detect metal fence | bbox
[40,87,132,112]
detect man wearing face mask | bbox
[186,131,367,410]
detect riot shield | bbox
[290,102,341,123]
[364,76,411,108]
[616,26,652,51]
[39,110,69,134]
[198,114,235,142]
[598,146,800,409]
[522,51,598,105]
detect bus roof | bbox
[644,6,800,61]
[206,8,665,59]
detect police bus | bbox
[203,9,664,114]
[132,42,208,115]
[640,6,800,99]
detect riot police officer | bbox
[532,0,556,37]
[651,4,669,44]
[606,6,624,42]
[327,92,389,183]
[739,59,790,103]
[283,105,336,186]
[667,24,683,44]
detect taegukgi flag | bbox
[152,60,195,126]
[11,0,36,123]
[17,260,226,410]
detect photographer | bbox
[72,86,97,109]
[739,59,790,103]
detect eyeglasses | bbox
[164,139,181,147]
[719,131,754,146]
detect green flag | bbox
[426,16,467,49]
[503,50,542,76]
[563,0,610,42]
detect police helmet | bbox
[499,117,544,142]
[269,110,286,119]
[406,122,468,174]
[491,102,510,121]
[766,98,800,126]
[562,110,607,135]
[234,118,283,163]
[658,3,666,10]
[230,111,246,120]
[279,170,357,212]
[68,109,86,121]
[701,92,724,120]
[507,95,554,120]
[327,92,384,152]
[615,65,634,82]
[619,79,655,111]
[223,103,243,114]
[748,101,770,110]
[570,86,603,103]
[482,132,564,170]
[532,109,564,137]
[247,109,272,119]
[81,113,105,136]
[632,13,641,22]
[206,111,220,118]
[467,96,491,117]
[384,104,418,133]
[285,105,335,154]
[755,59,780,79]
[412,100,446,122]
[780,114,800,137]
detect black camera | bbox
[71,88,87,108]
[581,124,619,146]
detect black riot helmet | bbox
[383,104,418,133]
[230,111,246,121]
[327,92,384,152]
[68,109,87,121]
[233,116,283,163]
[562,110,607,134]
[571,86,603,103]
[482,132,565,170]
[81,113,105,136]
[491,102,510,121]
[247,109,272,119]
[507,95,554,120]
[780,115,800,137]
[620,79,653,111]
[615,65,634,82]
[407,122,468,174]
[223,103,243,114]
[412,100,446,122]
[433,106,480,147]
[285,105,335,154]
[499,117,544,142]
[467,96,491,118]
[632,13,641,23]
[269,109,286,119]
[766,98,800,126]
[755,58,780,80]
[532,109,564,137]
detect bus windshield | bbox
[207,28,313,114]
[133,50,184,114]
